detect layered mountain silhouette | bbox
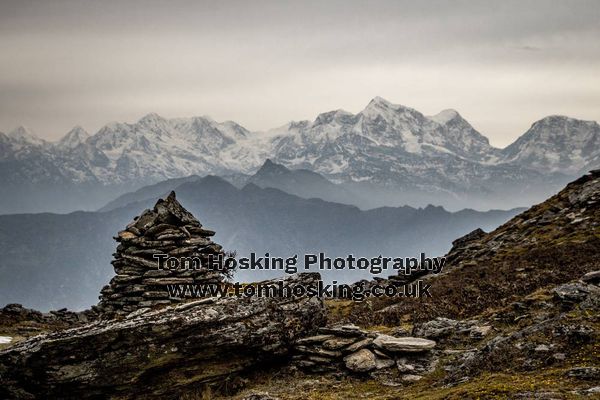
[1,97,598,213]
[100,160,360,211]
[0,176,521,311]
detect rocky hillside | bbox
[228,171,600,399]
[232,271,599,399]
[366,169,600,323]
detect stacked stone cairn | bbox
[96,191,228,317]
[293,324,437,382]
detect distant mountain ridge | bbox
[0,175,523,311]
[1,97,599,213]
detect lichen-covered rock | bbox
[0,273,325,400]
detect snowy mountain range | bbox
[1,97,598,213]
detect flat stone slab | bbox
[322,337,357,350]
[373,334,436,353]
[296,334,335,345]
[344,337,373,353]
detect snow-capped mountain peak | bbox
[2,98,598,206]
[138,112,163,123]
[136,113,172,131]
[502,115,600,174]
[8,126,46,147]
[313,110,354,127]
[58,126,90,149]
[361,97,423,120]
[429,109,460,125]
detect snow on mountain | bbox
[1,98,599,213]
[429,109,459,124]
[428,109,499,163]
[57,126,90,149]
[7,126,46,148]
[261,97,511,192]
[502,115,600,174]
[84,113,252,183]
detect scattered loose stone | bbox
[296,335,334,345]
[402,374,423,382]
[318,324,366,337]
[243,393,280,400]
[567,367,600,380]
[469,325,492,339]
[396,361,416,373]
[553,353,566,361]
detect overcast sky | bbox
[1,0,599,147]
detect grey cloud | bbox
[0,0,599,146]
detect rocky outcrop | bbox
[445,170,600,270]
[97,191,228,317]
[0,304,95,340]
[450,228,486,250]
[0,303,92,326]
[292,324,437,381]
[413,317,493,342]
[0,273,326,400]
[445,271,600,384]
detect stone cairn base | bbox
[292,324,437,382]
[96,191,228,317]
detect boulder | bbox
[451,228,486,249]
[552,282,592,305]
[344,349,377,372]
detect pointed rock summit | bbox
[8,126,45,146]
[58,126,90,149]
[255,158,289,176]
[97,191,227,317]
